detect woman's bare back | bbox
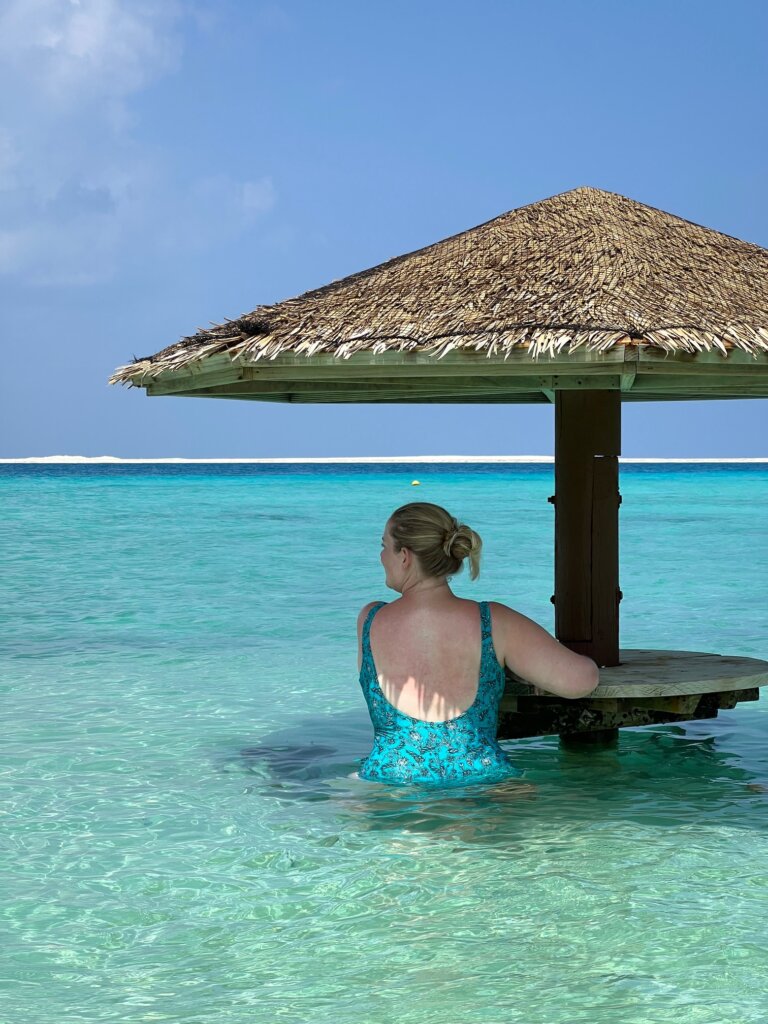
[367,596,499,722]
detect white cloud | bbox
[0,0,181,106]
[0,1,276,285]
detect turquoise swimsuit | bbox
[358,601,524,786]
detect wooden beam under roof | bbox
[143,345,768,402]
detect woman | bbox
[356,502,599,786]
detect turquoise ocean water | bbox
[2,462,768,1024]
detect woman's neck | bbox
[399,577,451,599]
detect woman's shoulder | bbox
[484,600,561,648]
[356,600,388,631]
[486,599,519,615]
[485,600,525,631]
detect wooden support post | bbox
[552,391,621,668]
[560,729,619,749]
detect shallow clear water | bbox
[2,463,768,1024]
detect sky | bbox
[1,0,767,459]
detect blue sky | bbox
[1,0,766,458]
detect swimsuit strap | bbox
[479,600,493,647]
[478,600,500,681]
[362,601,386,661]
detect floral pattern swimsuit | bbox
[357,601,524,786]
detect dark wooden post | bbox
[551,390,621,668]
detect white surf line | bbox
[2,456,767,464]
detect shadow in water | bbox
[216,708,768,842]
[223,709,372,798]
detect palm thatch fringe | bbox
[110,327,768,387]
[110,187,768,386]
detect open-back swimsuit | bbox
[358,601,524,785]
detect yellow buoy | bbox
[411,480,420,486]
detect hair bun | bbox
[388,502,482,581]
[442,524,459,557]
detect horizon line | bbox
[2,456,767,465]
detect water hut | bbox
[111,187,768,744]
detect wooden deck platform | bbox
[499,649,768,741]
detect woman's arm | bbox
[489,602,599,699]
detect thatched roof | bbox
[111,186,768,387]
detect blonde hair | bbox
[388,502,482,581]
